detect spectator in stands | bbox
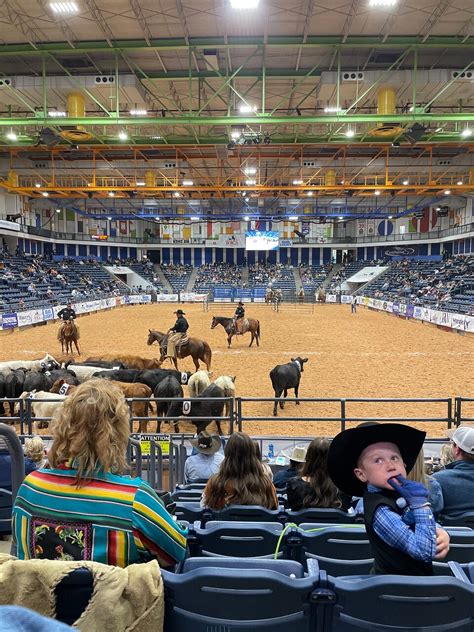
[434,425,474,518]
[287,438,350,511]
[24,437,47,470]
[202,432,278,510]
[18,298,25,310]
[184,431,224,483]
[12,379,187,567]
[328,423,444,575]
[273,446,307,489]
[407,447,443,515]
[254,441,273,480]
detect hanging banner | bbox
[357,220,366,237]
[367,219,375,236]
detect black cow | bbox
[139,369,192,393]
[66,360,125,370]
[23,370,53,394]
[48,369,80,386]
[4,368,28,418]
[93,369,143,383]
[167,383,226,434]
[269,357,308,416]
[153,375,183,433]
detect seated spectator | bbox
[184,431,224,483]
[12,380,187,567]
[328,423,449,575]
[434,425,474,518]
[406,447,443,515]
[272,446,306,488]
[202,432,278,510]
[254,441,273,480]
[24,436,47,470]
[287,438,350,511]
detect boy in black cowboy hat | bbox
[328,424,444,575]
[233,301,245,335]
[166,309,189,361]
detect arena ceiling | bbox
[0,0,473,208]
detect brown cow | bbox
[50,379,78,395]
[109,380,153,433]
[85,354,162,370]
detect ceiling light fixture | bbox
[402,179,409,186]
[155,216,160,220]
[324,106,342,113]
[374,190,381,196]
[49,1,78,14]
[306,191,313,196]
[151,135,162,140]
[136,181,145,186]
[230,0,259,7]
[245,196,250,202]
[49,111,66,117]
[190,215,200,220]
[457,180,463,186]
[107,216,112,220]
[35,182,41,188]
[244,167,257,175]
[292,179,303,185]
[245,179,256,186]
[444,189,451,195]
[130,109,147,116]
[174,192,181,197]
[461,127,472,138]
[6,131,17,141]
[243,215,250,221]
[118,130,128,140]
[339,216,344,220]
[368,0,397,6]
[435,127,443,133]
[108,191,115,197]
[56,208,61,213]
[41,192,49,197]
[239,104,256,113]
[388,215,393,219]
[182,179,193,186]
[345,129,355,138]
[289,215,298,220]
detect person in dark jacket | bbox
[328,424,449,576]
[272,446,306,489]
[56,302,79,341]
[166,309,189,360]
[233,301,245,335]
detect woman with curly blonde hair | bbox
[202,432,278,510]
[13,379,187,567]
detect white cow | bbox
[214,375,236,416]
[188,370,213,398]
[17,390,66,430]
[65,365,116,382]
[0,353,57,376]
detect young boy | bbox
[328,423,442,575]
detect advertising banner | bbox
[181,293,208,302]
[156,294,178,302]
[413,306,423,320]
[392,302,400,315]
[326,294,337,303]
[42,307,54,321]
[405,304,413,318]
[1,313,18,329]
[17,311,33,327]
[341,295,352,304]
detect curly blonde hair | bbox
[49,379,130,485]
[24,436,45,464]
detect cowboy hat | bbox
[174,309,186,315]
[191,431,221,455]
[327,423,426,497]
[281,445,307,463]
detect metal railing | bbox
[455,397,474,426]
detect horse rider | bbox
[166,309,189,361]
[233,301,245,335]
[57,302,79,341]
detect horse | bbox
[60,320,80,356]
[210,315,261,348]
[147,329,212,372]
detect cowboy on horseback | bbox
[57,302,80,342]
[233,301,245,335]
[165,309,189,361]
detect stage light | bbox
[369,0,397,6]
[107,216,112,220]
[155,216,160,220]
[190,216,200,220]
[136,181,145,186]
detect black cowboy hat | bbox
[327,423,426,497]
[174,309,186,315]
[238,301,244,305]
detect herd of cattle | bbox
[0,352,310,434]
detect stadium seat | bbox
[439,512,474,529]
[162,557,323,631]
[286,507,356,525]
[187,522,284,558]
[171,489,204,502]
[325,573,474,631]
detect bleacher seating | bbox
[127,262,163,292]
[160,263,193,292]
[299,264,330,294]
[248,264,296,298]
[0,255,128,313]
[192,263,243,294]
[327,259,379,293]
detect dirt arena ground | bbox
[1,303,473,438]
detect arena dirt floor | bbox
[1,302,473,438]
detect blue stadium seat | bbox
[325,574,474,631]
[171,489,204,502]
[162,557,323,631]
[439,512,474,529]
[187,522,284,558]
[286,507,356,525]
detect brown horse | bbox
[147,329,212,371]
[60,320,81,356]
[211,315,261,348]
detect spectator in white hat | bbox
[184,431,224,484]
[433,425,474,518]
[273,446,307,489]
